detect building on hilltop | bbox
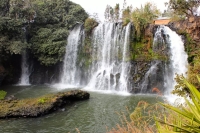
[154,17,170,25]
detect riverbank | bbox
[0,90,89,118]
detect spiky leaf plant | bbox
[156,76,200,133]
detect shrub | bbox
[0,90,7,100]
[84,18,98,35]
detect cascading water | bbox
[140,61,159,93]
[162,26,188,95]
[60,24,84,87]
[152,25,188,100]
[86,23,132,92]
[18,50,30,85]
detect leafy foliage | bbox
[0,0,88,66]
[114,4,120,22]
[167,0,200,17]
[122,6,131,26]
[104,5,114,22]
[174,54,200,96]
[0,17,27,59]
[84,18,98,35]
[131,2,160,39]
[156,76,200,133]
[31,27,68,65]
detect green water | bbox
[0,85,162,133]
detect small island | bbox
[0,90,90,118]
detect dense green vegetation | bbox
[0,0,88,66]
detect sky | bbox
[71,0,169,22]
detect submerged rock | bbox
[0,90,90,118]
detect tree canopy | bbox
[167,0,200,17]
[0,0,88,66]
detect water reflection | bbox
[0,85,162,133]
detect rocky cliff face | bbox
[145,16,200,44]
[0,55,21,85]
[130,61,165,93]
[0,53,61,86]
[29,57,61,84]
[168,16,200,43]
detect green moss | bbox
[0,90,7,100]
[130,40,168,62]
[38,97,48,104]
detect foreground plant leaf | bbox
[156,76,200,132]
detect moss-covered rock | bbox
[0,90,89,118]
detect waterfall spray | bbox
[18,50,30,85]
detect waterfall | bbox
[153,25,188,96]
[18,50,30,85]
[57,22,187,96]
[162,26,188,95]
[86,23,132,92]
[60,24,84,87]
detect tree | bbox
[167,0,200,17]
[114,4,120,22]
[104,5,114,22]
[131,2,160,39]
[122,6,131,25]
[0,0,10,16]
[104,4,120,22]
[0,0,88,66]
